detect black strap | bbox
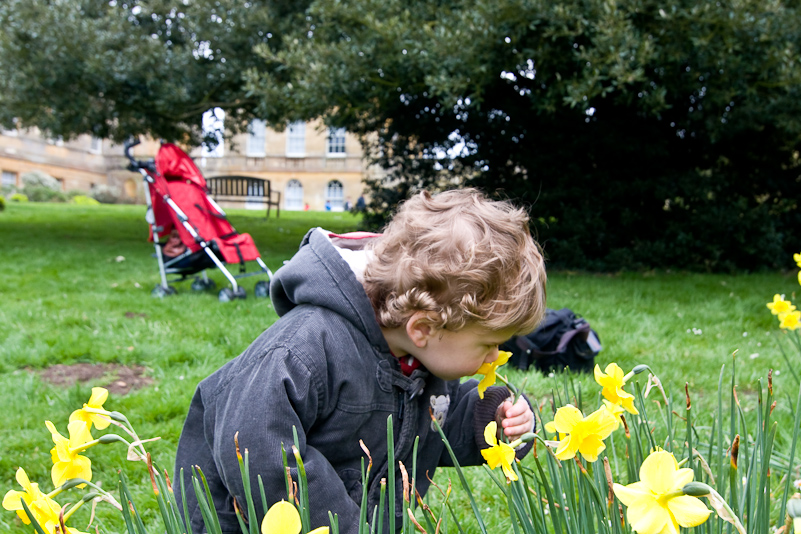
[234,243,246,272]
[194,203,227,219]
[515,323,591,358]
[220,231,238,240]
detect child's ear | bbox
[406,311,437,348]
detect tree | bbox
[3,0,800,269]
[245,0,801,269]
[0,0,308,143]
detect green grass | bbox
[0,202,798,533]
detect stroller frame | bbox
[125,139,272,300]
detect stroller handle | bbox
[123,137,155,172]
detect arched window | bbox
[326,180,344,211]
[285,179,304,211]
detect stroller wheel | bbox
[234,287,247,300]
[254,280,270,298]
[152,284,177,298]
[192,277,217,291]
[218,288,234,302]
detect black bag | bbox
[501,308,602,373]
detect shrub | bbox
[22,185,68,202]
[90,184,122,204]
[20,170,60,190]
[9,193,28,202]
[71,194,100,205]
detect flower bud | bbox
[631,365,650,375]
[681,482,711,497]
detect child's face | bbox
[411,323,516,381]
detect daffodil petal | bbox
[612,481,649,506]
[308,528,330,534]
[639,450,679,495]
[553,405,583,434]
[67,420,93,448]
[593,364,604,384]
[606,362,624,381]
[88,387,108,407]
[673,467,695,490]
[483,422,499,447]
[262,500,301,534]
[628,496,670,534]
[496,351,512,366]
[578,435,606,462]
[544,421,557,434]
[2,489,23,511]
[476,373,493,399]
[667,495,711,528]
[554,436,577,460]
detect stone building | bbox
[0,118,375,212]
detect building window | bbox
[201,107,225,158]
[285,179,304,211]
[327,128,346,156]
[247,119,267,157]
[286,122,305,157]
[90,137,103,154]
[326,180,344,211]
[1,171,17,187]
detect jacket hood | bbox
[270,228,387,350]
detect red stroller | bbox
[124,139,272,302]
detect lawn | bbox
[0,202,798,533]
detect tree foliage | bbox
[2,0,800,269]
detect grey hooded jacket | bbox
[174,228,525,533]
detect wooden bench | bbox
[206,175,281,218]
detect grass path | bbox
[0,202,797,533]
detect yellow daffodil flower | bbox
[780,310,801,331]
[767,294,796,316]
[69,387,111,431]
[45,420,93,488]
[594,363,639,415]
[794,252,801,268]
[261,500,329,534]
[480,421,518,482]
[2,467,61,525]
[613,449,711,534]
[544,404,617,462]
[476,350,512,399]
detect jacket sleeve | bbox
[437,381,534,468]
[175,344,362,534]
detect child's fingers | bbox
[501,400,534,436]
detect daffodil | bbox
[260,500,329,534]
[794,252,801,268]
[544,404,617,462]
[594,363,639,415]
[46,420,93,488]
[69,387,111,431]
[613,449,711,534]
[780,310,801,331]
[476,350,512,399]
[480,421,518,482]
[2,468,61,525]
[767,294,796,316]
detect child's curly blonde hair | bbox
[363,189,546,335]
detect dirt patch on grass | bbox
[37,363,153,395]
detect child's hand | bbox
[501,398,534,441]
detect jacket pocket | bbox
[337,468,364,504]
